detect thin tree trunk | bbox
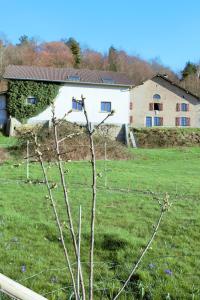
[113,207,165,300]
[36,148,78,300]
[81,97,96,300]
[52,117,86,300]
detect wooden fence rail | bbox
[0,273,48,300]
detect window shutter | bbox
[175,117,180,126]
[130,102,133,110]
[160,103,163,111]
[187,117,191,126]
[187,104,189,111]
[129,116,133,124]
[160,117,163,126]
[176,103,180,111]
[149,103,153,111]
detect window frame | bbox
[180,117,188,126]
[154,116,162,126]
[68,75,80,81]
[27,96,38,105]
[72,98,83,111]
[153,94,161,101]
[181,103,188,112]
[101,101,111,113]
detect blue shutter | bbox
[77,101,82,111]
[107,102,111,112]
[72,99,77,110]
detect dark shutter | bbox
[160,117,163,126]
[130,102,133,110]
[176,103,180,111]
[129,116,133,124]
[175,117,180,126]
[187,104,189,111]
[159,103,163,111]
[149,103,154,111]
[187,117,191,126]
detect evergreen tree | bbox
[65,37,81,68]
[182,62,197,79]
[108,46,118,72]
[17,35,30,46]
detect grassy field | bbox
[0,136,200,299]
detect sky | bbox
[0,0,200,73]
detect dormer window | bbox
[153,94,161,101]
[68,75,80,81]
[102,77,115,84]
[27,96,37,105]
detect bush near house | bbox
[7,80,59,122]
[132,127,200,148]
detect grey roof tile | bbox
[3,65,133,86]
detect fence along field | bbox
[1,129,200,297]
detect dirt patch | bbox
[0,148,9,162]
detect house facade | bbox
[3,65,132,127]
[130,75,200,128]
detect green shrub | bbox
[132,128,200,148]
[7,80,59,122]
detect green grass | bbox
[1,142,200,299]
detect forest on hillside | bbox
[0,34,200,96]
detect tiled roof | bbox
[154,74,200,100]
[3,65,133,86]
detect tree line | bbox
[0,34,199,95]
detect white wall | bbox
[28,83,130,125]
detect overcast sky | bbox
[1,0,200,72]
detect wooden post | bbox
[26,140,29,180]
[104,142,107,188]
[0,273,48,300]
[77,205,82,299]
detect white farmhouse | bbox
[3,65,132,127]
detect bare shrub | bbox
[16,122,132,161]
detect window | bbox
[180,117,189,126]
[176,117,190,126]
[154,116,163,126]
[72,98,82,111]
[68,75,80,81]
[27,96,37,105]
[149,103,163,111]
[176,103,189,111]
[146,116,152,127]
[101,101,111,112]
[153,94,161,100]
[181,103,188,111]
[102,78,115,84]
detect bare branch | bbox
[81,95,97,300]
[58,132,83,144]
[34,135,78,300]
[52,110,86,300]
[113,194,170,300]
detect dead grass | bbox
[0,148,9,162]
